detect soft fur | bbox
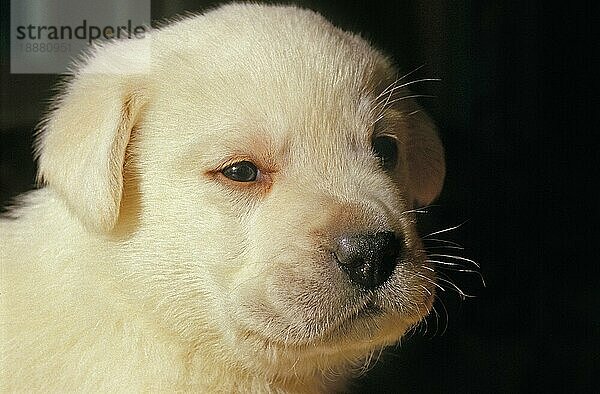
[0,4,445,392]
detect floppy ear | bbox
[36,48,147,233]
[405,110,446,207]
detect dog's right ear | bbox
[404,108,445,207]
[36,41,149,233]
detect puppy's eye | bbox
[372,136,398,170]
[221,161,260,182]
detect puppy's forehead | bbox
[152,5,396,148]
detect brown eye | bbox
[372,135,398,170]
[221,161,259,182]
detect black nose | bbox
[334,231,401,289]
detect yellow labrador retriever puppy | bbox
[0,3,444,392]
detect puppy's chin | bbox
[303,300,431,351]
[230,295,433,376]
[229,258,435,357]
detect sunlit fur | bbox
[0,4,445,392]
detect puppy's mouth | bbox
[329,299,385,336]
[266,274,434,346]
[323,281,434,341]
[235,282,434,363]
[233,241,436,351]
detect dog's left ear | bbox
[36,43,148,233]
[405,110,446,207]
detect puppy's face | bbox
[37,5,445,375]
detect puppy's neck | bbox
[184,345,352,392]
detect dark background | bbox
[1,1,596,392]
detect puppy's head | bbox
[37,4,444,379]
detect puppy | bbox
[0,3,445,392]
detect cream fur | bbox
[0,4,445,392]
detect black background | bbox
[0,1,596,392]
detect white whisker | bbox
[423,222,467,238]
[423,238,464,248]
[415,272,446,293]
[383,94,437,108]
[372,64,427,102]
[428,253,480,268]
[426,259,463,267]
[435,295,449,336]
[372,78,441,110]
[419,284,432,296]
[425,245,465,251]
[401,208,430,215]
[436,276,475,299]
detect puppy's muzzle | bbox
[334,231,401,289]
